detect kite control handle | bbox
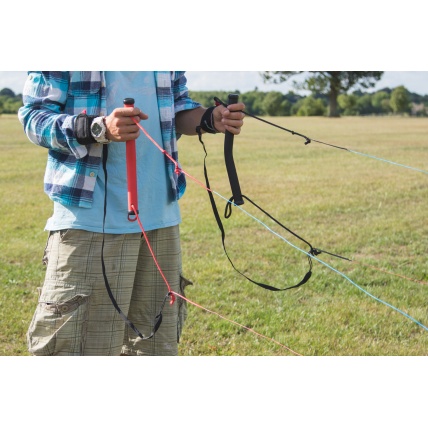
[224,93,244,205]
[124,97,139,221]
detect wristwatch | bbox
[90,116,109,144]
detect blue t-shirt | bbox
[45,71,181,233]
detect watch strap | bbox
[75,113,97,145]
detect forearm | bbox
[175,106,206,136]
[18,72,88,159]
[19,105,75,150]
[175,103,246,137]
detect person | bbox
[18,71,245,356]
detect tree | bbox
[241,89,266,115]
[337,93,358,115]
[189,90,234,108]
[390,86,411,114]
[371,91,391,114]
[356,93,375,115]
[0,88,23,113]
[262,71,384,117]
[0,88,15,97]
[262,91,291,116]
[295,96,326,116]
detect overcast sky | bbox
[1,71,428,96]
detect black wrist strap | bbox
[75,113,97,145]
[196,106,217,134]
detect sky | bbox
[1,70,428,96]
[2,2,427,96]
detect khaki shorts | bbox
[27,226,191,356]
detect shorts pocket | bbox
[27,281,92,356]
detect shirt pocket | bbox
[68,71,102,96]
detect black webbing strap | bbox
[196,130,317,292]
[223,94,244,206]
[101,144,166,339]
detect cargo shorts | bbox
[27,225,192,356]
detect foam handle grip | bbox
[124,98,139,219]
[224,94,244,205]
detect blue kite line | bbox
[309,137,428,175]
[241,110,428,176]
[212,190,428,333]
[349,149,428,175]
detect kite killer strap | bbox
[196,95,319,291]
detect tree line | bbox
[190,86,428,117]
[1,84,427,117]
[191,71,427,117]
[0,88,23,114]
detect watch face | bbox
[92,122,103,137]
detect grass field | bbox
[0,113,427,356]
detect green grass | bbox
[1,114,427,356]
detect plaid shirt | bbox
[18,71,200,207]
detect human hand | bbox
[104,107,148,142]
[212,102,246,135]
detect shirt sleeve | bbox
[18,71,88,159]
[172,71,201,115]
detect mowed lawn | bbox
[1,113,427,356]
